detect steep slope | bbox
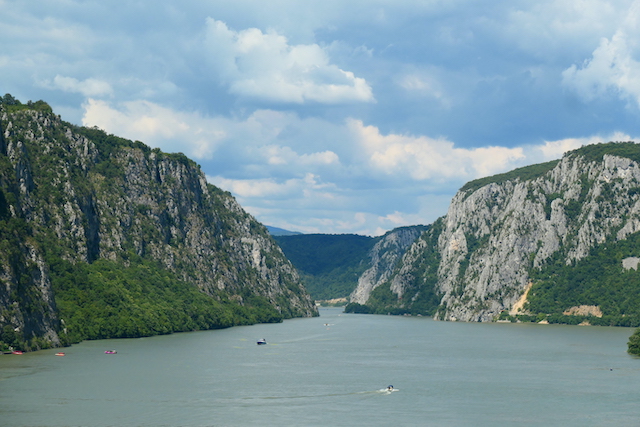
[348,226,428,305]
[0,100,316,351]
[354,142,640,325]
[274,226,426,301]
[274,233,375,300]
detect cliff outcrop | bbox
[351,142,640,324]
[0,100,316,350]
[349,226,426,304]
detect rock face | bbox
[0,103,316,348]
[349,226,426,304]
[354,142,640,321]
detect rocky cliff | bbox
[0,100,316,350]
[349,226,426,304]
[350,142,640,324]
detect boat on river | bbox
[104,350,117,354]
[257,339,267,345]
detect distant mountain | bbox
[274,226,426,300]
[0,98,317,352]
[348,142,640,327]
[266,225,302,236]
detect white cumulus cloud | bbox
[562,1,640,106]
[263,145,339,166]
[202,18,374,104]
[208,173,335,200]
[82,99,343,178]
[43,75,113,97]
[533,132,635,160]
[349,119,525,181]
[82,99,226,159]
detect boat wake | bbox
[242,388,399,401]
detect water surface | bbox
[1,308,639,426]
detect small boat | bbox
[257,339,267,345]
[55,352,65,356]
[104,350,117,354]
[11,350,23,355]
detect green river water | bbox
[1,307,639,426]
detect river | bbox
[1,307,639,426]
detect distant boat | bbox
[257,339,267,345]
[104,350,117,354]
[11,350,23,355]
[55,352,65,356]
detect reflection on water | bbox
[1,308,639,426]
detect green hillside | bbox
[0,96,316,352]
[274,234,375,300]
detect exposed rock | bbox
[0,103,317,349]
[349,226,427,304]
[622,257,640,271]
[563,305,603,318]
[359,142,640,322]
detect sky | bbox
[3,1,640,236]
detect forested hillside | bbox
[0,96,316,352]
[275,226,427,302]
[273,234,374,300]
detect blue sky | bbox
[3,0,640,235]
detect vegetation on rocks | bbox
[0,95,316,352]
[350,141,640,339]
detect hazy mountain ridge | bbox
[273,233,375,300]
[0,100,316,351]
[350,142,640,325]
[274,226,427,301]
[266,225,301,236]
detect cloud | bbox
[42,75,113,97]
[396,68,452,108]
[533,132,635,160]
[208,172,334,199]
[82,99,344,171]
[202,18,374,104]
[562,1,640,106]
[263,145,339,166]
[349,119,525,181]
[82,99,226,159]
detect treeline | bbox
[493,231,640,331]
[0,93,52,113]
[1,254,284,352]
[460,159,560,194]
[49,255,283,345]
[274,233,375,300]
[566,141,640,164]
[459,141,639,195]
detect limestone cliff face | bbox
[349,226,426,304]
[0,104,316,348]
[358,143,640,321]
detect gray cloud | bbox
[3,1,640,234]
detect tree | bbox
[1,93,20,105]
[628,329,640,356]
